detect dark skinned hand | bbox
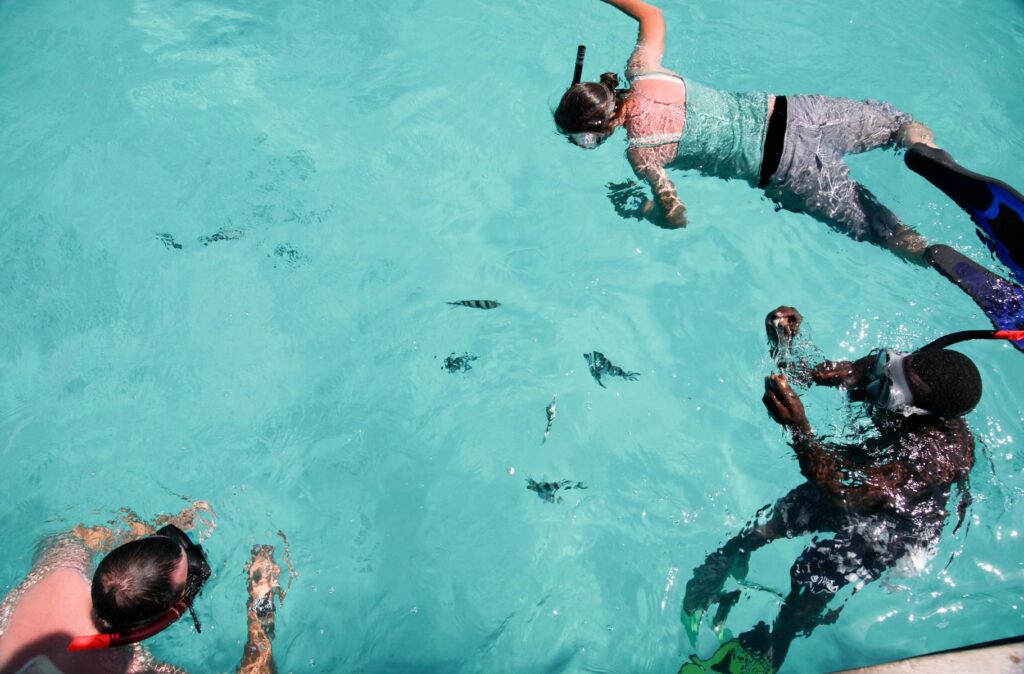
[762,373,810,433]
[765,306,803,348]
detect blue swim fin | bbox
[906,144,1024,285]
[926,244,1024,353]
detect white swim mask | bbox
[864,349,932,416]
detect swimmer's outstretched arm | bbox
[237,544,285,674]
[764,374,903,508]
[602,0,666,72]
[764,374,968,510]
[629,147,688,228]
[71,501,216,552]
[763,307,877,386]
[809,358,872,388]
[602,1,687,227]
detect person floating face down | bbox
[0,504,284,674]
[554,0,946,263]
[679,307,984,673]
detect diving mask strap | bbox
[572,45,586,85]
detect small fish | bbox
[526,478,588,504]
[447,300,500,310]
[156,233,183,250]
[584,351,640,388]
[272,244,308,268]
[542,395,557,444]
[199,228,244,246]
[443,352,477,373]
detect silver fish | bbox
[542,395,557,444]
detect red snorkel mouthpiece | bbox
[68,602,187,651]
[67,634,114,652]
[572,45,586,85]
[995,329,1024,341]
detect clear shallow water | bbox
[1,0,1023,672]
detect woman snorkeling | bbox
[555,0,1024,343]
[557,1,958,255]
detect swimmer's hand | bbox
[645,199,688,228]
[72,525,117,552]
[158,500,217,537]
[763,374,810,434]
[765,306,802,347]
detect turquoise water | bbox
[1,0,1023,672]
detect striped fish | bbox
[526,478,587,504]
[447,299,500,310]
[584,351,640,388]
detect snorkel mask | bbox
[68,525,212,652]
[567,130,606,149]
[864,349,931,416]
[864,328,1024,416]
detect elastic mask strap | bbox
[572,45,586,85]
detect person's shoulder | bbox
[911,416,975,476]
[32,535,93,575]
[628,66,684,83]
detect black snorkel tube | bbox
[919,329,1024,351]
[572,45,586,85]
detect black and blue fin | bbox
[906,144,1024,285]
[926,244,1024,352]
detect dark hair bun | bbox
[599,72,620,91]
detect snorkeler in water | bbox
[554,1,1024,319]
[677,306,1002,673]
[0,503,286,674]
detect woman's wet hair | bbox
[92,537,185,632]
[906,349,983,417]
[554,72,622,134]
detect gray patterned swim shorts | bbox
[763,95,918,247]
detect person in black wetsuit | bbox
[679,306,981,673]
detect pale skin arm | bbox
[601,0,666,74]
[628,146,688,227]
[71,500,216,552]
[603,1,688,227]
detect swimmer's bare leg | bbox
[884,225,929,265]
[734,579,838,670]
[848,181,931,266]
[896,121,939,149]
[238,545,283,674]
[682,509,788,619]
